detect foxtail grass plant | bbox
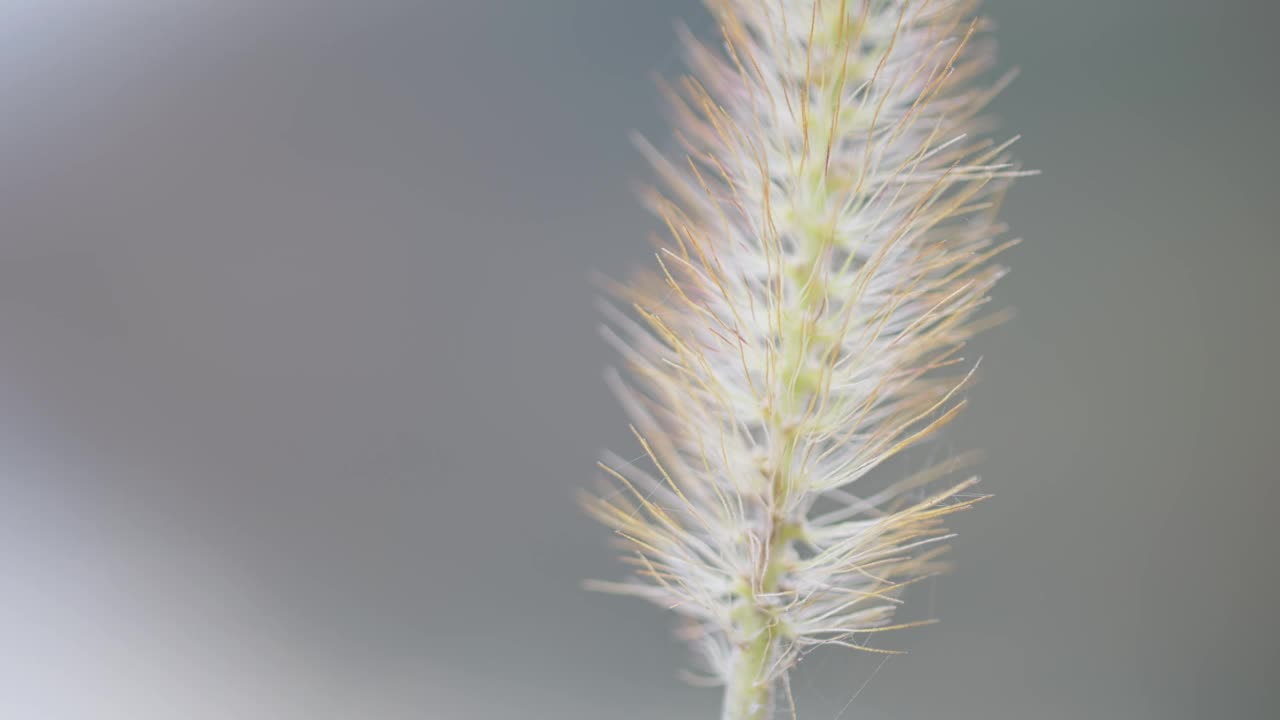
[584,1,1029,717]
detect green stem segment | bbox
[722,608,776,720]
[723,527,792,719]
[722,165,841,719]
[722,431,802,720]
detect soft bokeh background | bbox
[1,1,1274,718]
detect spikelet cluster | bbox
[584,1,1025,717]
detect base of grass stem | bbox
[722,635,774,720]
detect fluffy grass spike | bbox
[585,2,1028,718]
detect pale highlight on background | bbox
[0,2,1274,719]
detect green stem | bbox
[723,527,790,720]
[722,432,800,720]
[724,172,843,718]
[722,617,775,720]
[723,52,841,720]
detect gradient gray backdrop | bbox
[1,1,1275,718]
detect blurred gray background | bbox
[0,1,1274,718]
